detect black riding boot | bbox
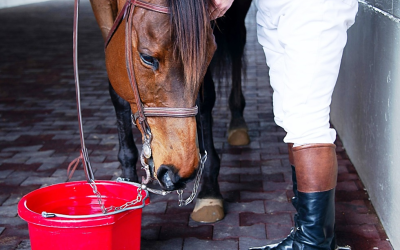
[290,144,337,250]
[249,144,298,250]
[293,189,335,249]
[249,144,347,250]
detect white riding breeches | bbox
[254,0,358,145]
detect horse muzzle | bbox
[156,164,198,191]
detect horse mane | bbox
[167,0,212,86]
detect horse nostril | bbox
[157,165,186,191]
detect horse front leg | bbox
[191,69,224,223]
[109,82,139,183]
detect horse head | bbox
[104,0,216,191]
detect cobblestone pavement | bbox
[0,1,394,249]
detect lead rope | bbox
[73,0,108,214]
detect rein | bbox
[68,0,206,217]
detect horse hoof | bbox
[190,198,224,223]
[228,128,250,146]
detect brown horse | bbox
[90,0,253,223]
[90,0,216,191]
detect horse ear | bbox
[89,0,118,41]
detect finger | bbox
[210,8,221,20]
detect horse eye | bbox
[140,53,159,70]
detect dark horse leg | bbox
[214,0,253,146]
[191,69,224,223]
[109,82,139,183]
[190,0,253,223]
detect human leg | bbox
[250,0,358,249]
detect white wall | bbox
[331,1,400,249]
[0,0,51,9]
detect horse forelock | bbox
[168,0,212,87]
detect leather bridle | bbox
[72,0,206,207]
[105,0,200,184]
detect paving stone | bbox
[160,225,213,240]
[219,166,261,175]
[0,152,14,159]
[21,176,66,187]
[265,200,296,213]
[141,226,160,240]
[0,194,9,206]
[241,191,288,204]
[25,156,67,165]
[262,174,292,187]
[350,239,394,250]
[239,237,278,250]
[220,181,263,192]
[37,162,62,170]
[94,168,122,178]
[214,224,266,240]
[183,237,238,250]
[51,168,73,177]
[0,217,27,227]
[100,161,120,169]
[2,156,30,164]
[141,238,183,250]
[1,145,43,152]
[240,172,284,183]
[221,153,261,161]
[0,170,13,178]
[344,212,380,225]
[0,205,18,217]
[16,239,31,249]
[0,135,20,141]
[261,165,290,175]
[226,201,265,214]
[336,180,359,191]
[0,176,28,186]
[240,212,293,227]
[13,150,54,159]
[165,201,195,215]
[2,194,22,206]
[336,224,381,240]
[143,201,168,214]
[141,213,189,227]
[0,236,21,250]
[8,170,49,179]
[266,223,293,240]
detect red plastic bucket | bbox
[18,181,149,250]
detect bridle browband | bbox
[105,0,170,49]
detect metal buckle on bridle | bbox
[140,127,153,185]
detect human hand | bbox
[209,0,234,20]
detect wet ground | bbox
[0,1,394,249]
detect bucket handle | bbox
[41,187,149,219]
